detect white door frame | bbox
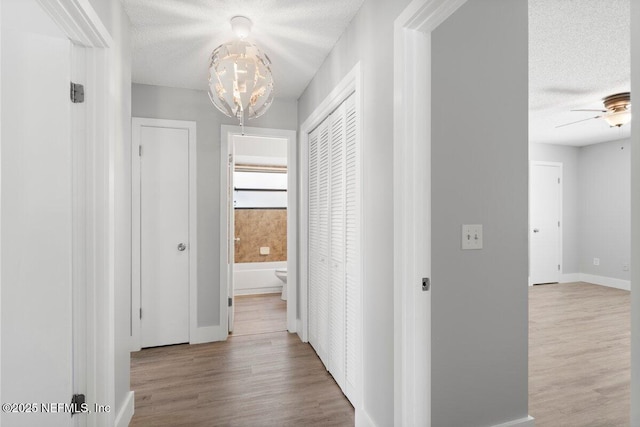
[220,125,297,335]
[25,1,116,425]
[131,118,198,350]
[529,161,563,286]
[393,0,467,425]
[631,1,640,422]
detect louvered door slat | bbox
[344,93,360,400]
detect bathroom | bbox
[231,134,288,335]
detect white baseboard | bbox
[579,273,630,291]
[114,391,135,427]
[234,286,282,296]
[492,415,535,427]
[190,325,227,344]
[296,319,307,342]
[560,273,580,283]
[355,406,377,427]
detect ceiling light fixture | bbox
[208,16,275,130]
[602,92,632,127]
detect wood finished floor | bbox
[231,293,287,337]
[529,282,630,427]
[131,283,630,426]
[130,293,354,426]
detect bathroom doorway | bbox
[220,126,298,337]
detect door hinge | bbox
[70,393,86,415]
[558,221,561,227]
[139,308,142,319]
[422,277,430,292]
[228,297,232,307]
[139,145,142,157]
[70,82,85,104]
[558,264,561,271]
[228,154,233,164]
[558,178,560,184]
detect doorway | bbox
[131,118,198,350]
[231,134,288,335]
[220,126,297,337]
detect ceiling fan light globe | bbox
[604,109,632,127]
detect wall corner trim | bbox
[114,391,135,427]
[354,406,377,427]
[491,415,535,427]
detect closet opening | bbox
[300,62,363,408]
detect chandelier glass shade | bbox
[208,38,274,124]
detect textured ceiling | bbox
[122,0,364,99]
[529,0,630,146]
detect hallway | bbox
[130,294,354,426]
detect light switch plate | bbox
[260,247,270,255]
[462,224,483,250]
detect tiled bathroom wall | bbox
[234,208,287,263]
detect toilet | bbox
[275,268,287,300]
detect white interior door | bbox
[140,126,190,348]
[530,162,562,284]
[1,0,74,425]
[227,145,235,333]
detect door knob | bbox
[533,228,540,233]
[177,243,186,251]
[234,237,241,242]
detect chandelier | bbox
[208,16,275,128]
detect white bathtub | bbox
[233,261,287,295]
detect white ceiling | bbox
[122,0,365,100]
[123,0,630,147]
[529,0,630,146]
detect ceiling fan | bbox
[556,92,631,128]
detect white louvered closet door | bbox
[329,102,347,392]
[316,119,332,367]
[308,128,320,352]
[343,93,360,402]
[307,91,360,406]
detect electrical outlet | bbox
[461,224,483,250]
[593,258,600,266]
[260,247,270,255]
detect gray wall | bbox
[631,0,639,421]
[530,143,580,275]
[132,84,297,326]
[578,139,631,280]
[432,1,529,426]
[297,0,413,423]
[530,140,631,282]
